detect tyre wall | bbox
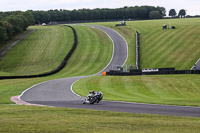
[106,70,200,76]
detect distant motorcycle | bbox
[83,91,103,104]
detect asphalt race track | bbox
[191,58,200,70]
[20,25,200,118]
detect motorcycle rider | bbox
[83,91,103,104]
[90,91,96,95]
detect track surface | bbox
[191,58,200,70]
[20,25,200,118]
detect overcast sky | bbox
[0,0,200,16]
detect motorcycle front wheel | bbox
[89,97,97,104]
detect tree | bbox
[2,20,14,37]
[178,9,186,18]
[156,6,166,17]
[1,11,34,41]
[149,11,161,19]
[169,9,177,17]
[24,11,35,26]
[0,22,8,42]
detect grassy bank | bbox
[73,74,200,106]
[0,25,113,104]
[1,19,200,132]
[0,105,199,133]
[0,26,73,75]
[96,18,200,70]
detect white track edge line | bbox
[109,27,128,67]
[70,25,116,97]
[70,26,200,109]
[70,79,85,98]
[18,25,128,106]
[70,25,128,97]
[17,24,200,110]
[91,26,115,74]
[19,80,51,101]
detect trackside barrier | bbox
[136,31,140,70]
[106,70,200,76]
[102,72,106,76]
[0,25,78,80]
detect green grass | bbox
[95,18,200,70]
[0,25,113,77]
[0,25,74,75]
[56,25,113,77]
[0,30,33,76]
[1,19,200,132]
[0,105,200,133]
[71,18,200,107]
[0,25,113,104]
[0,30,31,50]
[88,22,136,66]
[0,78,44,104]
[73,74,200,106]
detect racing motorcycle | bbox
[83,91,103,104]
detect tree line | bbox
[0,6,166,43]
[31,6,166,24]
[0,11,34,43]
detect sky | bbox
[0,0,200,16]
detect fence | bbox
[106,69,200,76]
[105,30,200,76]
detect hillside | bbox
[0,20,200,133]
[0,25,73,76]
[97,18,200,70]
[0,25,113,103]
[73,18,200,107]
[0,25,113,76]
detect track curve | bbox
[20,25,200,118]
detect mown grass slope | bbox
[56,25,113,77]
[0,25,113,104]
[0,26,73,75]
[0,105,200,133]
[0,30,30,50]
[0,21,200,132]
[0,25,113,77]
[73,18,200,107]
[73,75,200,106]
[96,18,200,70]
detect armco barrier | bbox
[106,70,200,76]
[0,25,77,79]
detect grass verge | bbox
[95,18,200,70]
[0,105,200,133]
[73,74,200,106]
[0,21,200,132]
[0,25,73,75]
[0,25,113,104]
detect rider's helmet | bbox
[89,91,96,95]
